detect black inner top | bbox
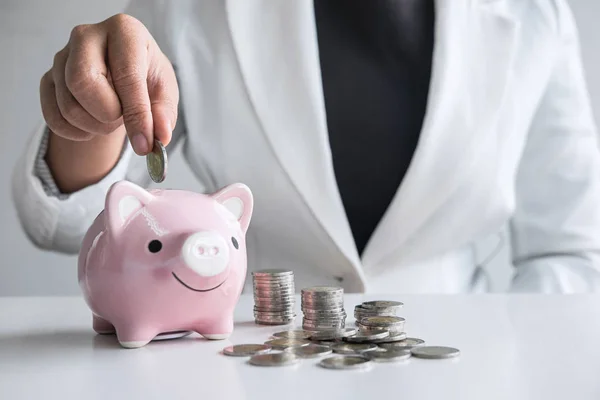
[313,0,435,255]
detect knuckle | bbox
[52,49,65,69]
[39,70,51,88]
[45,111,66,135]
[61,100,82,123]
[109,13,139,31]
[69,24,90,42]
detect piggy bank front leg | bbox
[196,315,234,340]
[114,323,160,349]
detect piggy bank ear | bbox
[105,180,154,233]
[212,183,254,234]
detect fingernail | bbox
[132,134,149,155]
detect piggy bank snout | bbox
[181,231,230,277]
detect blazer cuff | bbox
[12,122,133,253]
[509,255,600,293]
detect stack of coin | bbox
[252,269,296,325]
[354,300,403,325]
[300,286,346,331]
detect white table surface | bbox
[1,294,599,400]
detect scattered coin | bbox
[366,349,412,362]
[284,344,332,358]
[272,330,312,340]
[221,296,458,371]
[222,344,272,357]
[146,139,168,183]
[264,338,311,350]
[336,328,357,338]
[253,269,296,325]
[318,355,372,370]
[344,330,390,343]
[308,329,348,341]
[331,343,378,354]
[153,330,192,341]
[411,346,460,359]
[249,352,299,367]
[370,331,407,344]
[379,337,425,350]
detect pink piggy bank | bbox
[77,180,253,348]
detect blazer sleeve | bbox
[509,0,600,293]
[11,0,187,255]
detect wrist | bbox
[45,127,127,193]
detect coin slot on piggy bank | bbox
[77,180,253,349]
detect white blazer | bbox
[12,0,600,294]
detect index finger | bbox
[106,16,153,155]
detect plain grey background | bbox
[0,0,598,296]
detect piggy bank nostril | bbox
[196,246,205,256]
[209,247,219,256]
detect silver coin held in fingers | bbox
[146,139,167,183]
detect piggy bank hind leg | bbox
[196,316,234,340]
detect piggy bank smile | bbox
[171,272,226,292]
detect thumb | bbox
[148,58,178,147]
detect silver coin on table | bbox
[252,269,294,277]
[344,330,389,343]
[256,319,296,325]
[366,349,412,362]
[146,139,167,183]
[361,300,403,310]
[308,329,348,341]
[379,337,425,350]
[318,355,372,370]
[272,330,312,339]
[284,344,332,358]
[370,331,407,344]
[152,330,193,341]
[222,344,272,357]
[359,316,405,327]
[336,328,357,338]
[411,346,460,359]
[354,305,397,319]
[264,338,311,350]
[332,342,378,354]
[249,352,299,367]
[301,286,344,295]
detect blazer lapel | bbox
[225,0,519,279]
[224,1,362,269]
[362,0,520,268]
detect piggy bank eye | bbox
[231,237,239,250]
[148,240,163,253]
